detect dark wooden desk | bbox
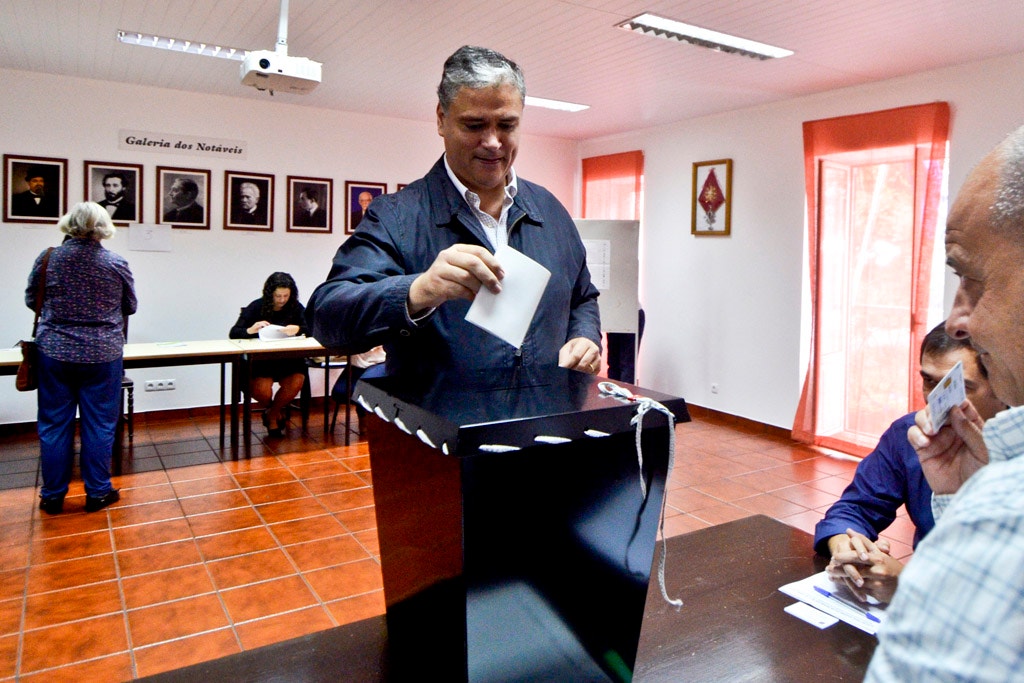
[139,515,875,682]
[633,515,875,681]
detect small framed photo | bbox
[691,159,732,236]
[345,181,386,234]
[4,154,68,224]
[396,183,409,191]
[225,171,274,232]
[84,161,143,225]
[287,176,332,233]
[157,167,210,229]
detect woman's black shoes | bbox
[39,495,65,515]
[263,412,282,437]
[39,490,120,514]
[85,489,120,512]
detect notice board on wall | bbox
[573,219,640,334]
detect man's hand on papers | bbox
[826,528,903,604]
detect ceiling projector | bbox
[241,50,322,94]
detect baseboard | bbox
[0,398,332,439]
[685,403,792,440]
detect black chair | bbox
[112,373,134,475]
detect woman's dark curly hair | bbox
[260,272,301,318]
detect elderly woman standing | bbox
[26,202,137,514]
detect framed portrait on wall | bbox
[691,158,732,236]
[4,154,67,224]
[157,166,210,229]
[345,181,386,234]
[84,161,143,225]
[225,171,274,232]
[286,176,332,233]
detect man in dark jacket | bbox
[308,46,601,378]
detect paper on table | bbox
[779,571,886,635]
[465,245,550,349]
[257,325,303,342]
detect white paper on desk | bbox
[257,325,297,341]
[779,571,886,635]
[465,245,550,349]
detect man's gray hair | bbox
[437,45,525,113]
[994,125,1024,234]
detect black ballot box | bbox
[354,366,689,682]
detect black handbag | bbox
[17,248,53,392]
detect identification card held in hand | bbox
[927,359,966,431]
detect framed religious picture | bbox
[345,180,386,234]
[691,159,732,236]
[84,161,143,225]
[157,166,210,229]
[286,176,333,234]
[4,154,68,224]
[225,171,274,232]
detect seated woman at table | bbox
[230,272,308,437]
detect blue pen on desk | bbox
[814,585,881,623]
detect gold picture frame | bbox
[691,159,732,236]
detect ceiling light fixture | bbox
[525,95,589,113]
[616,13,793,60]
[117,30,248,61]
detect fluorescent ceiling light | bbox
[525,95,589,113]
[117,30,248,61]
[616,13,793,60]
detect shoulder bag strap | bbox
[31,247,54,338]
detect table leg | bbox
[243,354,252,457]
[345,366,353,447]
[230,357,241,458]
[322,355,328,436]
[219,361,226,450]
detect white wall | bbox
[581,52,1024,428]
[0,68,579,424]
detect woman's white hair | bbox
[58,201,116,240]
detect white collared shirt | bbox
[443,155,518,249]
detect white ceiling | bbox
[3,0,1024,140]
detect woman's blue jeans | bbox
[37,352,122,499]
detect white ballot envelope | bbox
[465,245,550,349]
[927,359,966,431]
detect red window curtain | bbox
[582,151,644,219]
[792,102,950,445]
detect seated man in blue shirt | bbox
[813,322,1004,602]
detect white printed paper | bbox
[258,325,290,341]
[127,222,172,252]
[465,245,550,349]
[779,571,886,635]
[784,601,839,629]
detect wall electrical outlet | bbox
[711,383,720,394]
[144,379,176,391]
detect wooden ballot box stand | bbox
[356,366,689,682]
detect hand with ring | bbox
[558,337,601,375]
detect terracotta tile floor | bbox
[0,405,914,681]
